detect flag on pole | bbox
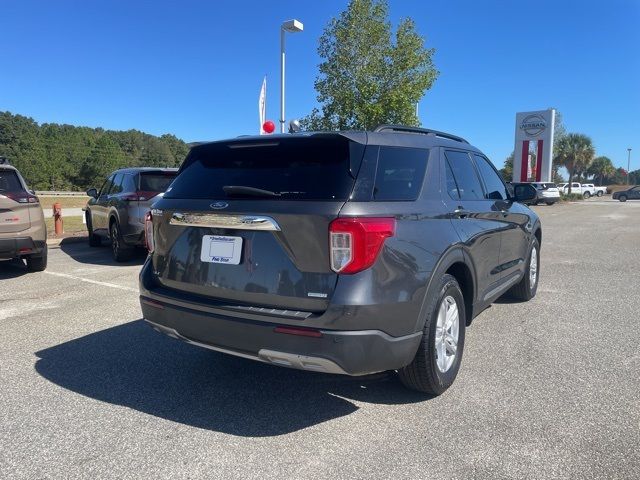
[258,76,267,135]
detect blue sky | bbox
[2,0,639,171]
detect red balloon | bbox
[262,120,275,134]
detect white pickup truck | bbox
[561,182,604,198]
[582,184,606,197]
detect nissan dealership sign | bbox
[513,109,555,183]
[520,115,547,137]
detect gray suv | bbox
[140,126,540,394]
[86,168,177,261]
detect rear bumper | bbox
[0,237,46,260]
[142,306,421,376]
[140,296,421,376]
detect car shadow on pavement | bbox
[35,320,431,437]
[59,242,146,267]
[0,259,29,279]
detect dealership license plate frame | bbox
[200,235,243,265]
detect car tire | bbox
[583,191,591,199]
[508,237,540,301]
[398,274,466,396]
[110,221,133,262]
[26,245,47,272]
[86,211,101,247]
[619,195,627,202]
[546,202,554,206]
[597,191,603,197]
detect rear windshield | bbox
[0,170,24,194]
[139,173,177,192]
[165,136,359,200]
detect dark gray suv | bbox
[140,126,540,394]
[86,167,178,261]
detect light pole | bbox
[627,148,632,185]
[280,19,303,133]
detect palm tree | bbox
[554,133,595,194]
[588,156,616,186]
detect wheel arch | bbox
[108,209,120,229]
[533,225,542,247]
[415,247,478,331]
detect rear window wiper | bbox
[223,185,281,198]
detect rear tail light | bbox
[144,211,154,253]
[329,217,395,274]
[2,192,39,204]
[123,191,160,202]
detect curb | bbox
[47,236,88,248]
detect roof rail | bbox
[373,124,469,144]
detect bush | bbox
[560,193,584,202]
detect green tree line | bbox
[0,111,189,191]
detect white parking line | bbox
[44,271,138,293]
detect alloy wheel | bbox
[435,295,459,373]
[529,247,538,289]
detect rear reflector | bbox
[329,217,395,274]
[274,326,323,338]
[144,211,154,253]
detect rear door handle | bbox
[453,208,470,219]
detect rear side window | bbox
[473,154,508,200]
[444,161,460,200]
[373,147,428,201]
[121,174,137,193]
[109,173,124,195]
[166,136,359,200]
[0,170,24,193]
[444,151,484,200]
[140,173,177,193]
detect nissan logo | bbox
[519,114,547,137]
[210,201,229,210]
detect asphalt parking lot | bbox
[1,200,639,480]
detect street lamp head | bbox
[282,19,303,33]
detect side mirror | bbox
[513,183,537,203]
[86,188,98,199]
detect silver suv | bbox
[85,168,177,261]
[0,159,47,271]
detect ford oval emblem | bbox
[210,201,228,210]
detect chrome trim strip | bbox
[483,273,521,301]
[258,349,348,375]
[169,212,281,231]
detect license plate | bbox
[200,235,243,265]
